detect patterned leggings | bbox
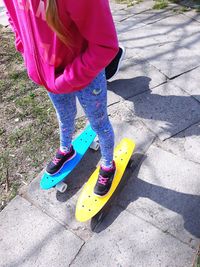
[48,70,114,166]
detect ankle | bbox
[101,161,115,172]
[60,145,72,153]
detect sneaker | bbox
[46,146,76,175]
[94,161,116,197]
[105,46,126,81]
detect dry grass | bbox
[0,25,86,211]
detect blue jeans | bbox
[48,70,114,166]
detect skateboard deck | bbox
[40,124,97,190]
[75,138,135,222]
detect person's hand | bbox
[55,73,66,91]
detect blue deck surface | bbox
[40,125,96,189]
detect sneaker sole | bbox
[107,46,126,82]
[46,150,77,176]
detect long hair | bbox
[46,0,72,46]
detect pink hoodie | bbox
[3,0,118,94]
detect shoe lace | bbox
[52,157,61,165]
[52,150,69,165]
[98,175,109,186]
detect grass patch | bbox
[115,0,143,7]
[180,6,191,11]
[0,25,87,211]
[194,246,200,267]
[115,0,200,12]
[153,0,169,9]
[197,257,200,267]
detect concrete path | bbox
[0,1,8,26]
[1,1,200,266]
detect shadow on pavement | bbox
[92,153,146,232]
[94,155,200,239]
[108,75,200,140]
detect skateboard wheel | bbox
[55,182,68,193]
[90,140,99,151]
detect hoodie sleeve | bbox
[55,0,118,93]
[6,11,23,53]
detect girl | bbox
[3,0,120,197]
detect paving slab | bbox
[107,56,167,101]
[120,7,175,25]
[71,206,195,267]
[24,148,100,241]
[182,35,200,56]
[0,3,8,26]
[118,13,200,77]
[76,98,85,118]
[155,122,200,164]
[123,0,155,15]
[183,10,200,23]
[152,13,200,44]
[111,0,155,17]
[117,15,146,34]
[170,14,200,55]
[115,6,176,32]
[123,13,200,46]
[119,25,159,60]
[111,117,155,155]
[112,9,134,23]
[136,43,200,78]
[110,3,141,24]
[0,196,84,267]
[172,66,200,102]
[123,82,200,140]
[24,118,155,239]
[118,145,200,248]
[76,56,167,118]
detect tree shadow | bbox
[108,75,200,140]
[108,76,152,99]
[94,154,200,240]
[116,4,200,88]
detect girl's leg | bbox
[46,92,77,175]
[48,92,77,151]
[77,70,115,196]
[76,70,114,168]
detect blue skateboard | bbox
[40,124,99,192]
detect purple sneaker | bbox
[105,46,126,81]
[94,161,116,197]
[46,146,76,175]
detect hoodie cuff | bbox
[55,74,73,93]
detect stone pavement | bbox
[0,1,8,26]
[1,1,200,266]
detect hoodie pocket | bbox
[23,51,42,86]
[24,51,57,92]
[41,63,57,93]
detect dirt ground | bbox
[0,26,86,211]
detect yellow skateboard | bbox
[75,138,135,224]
